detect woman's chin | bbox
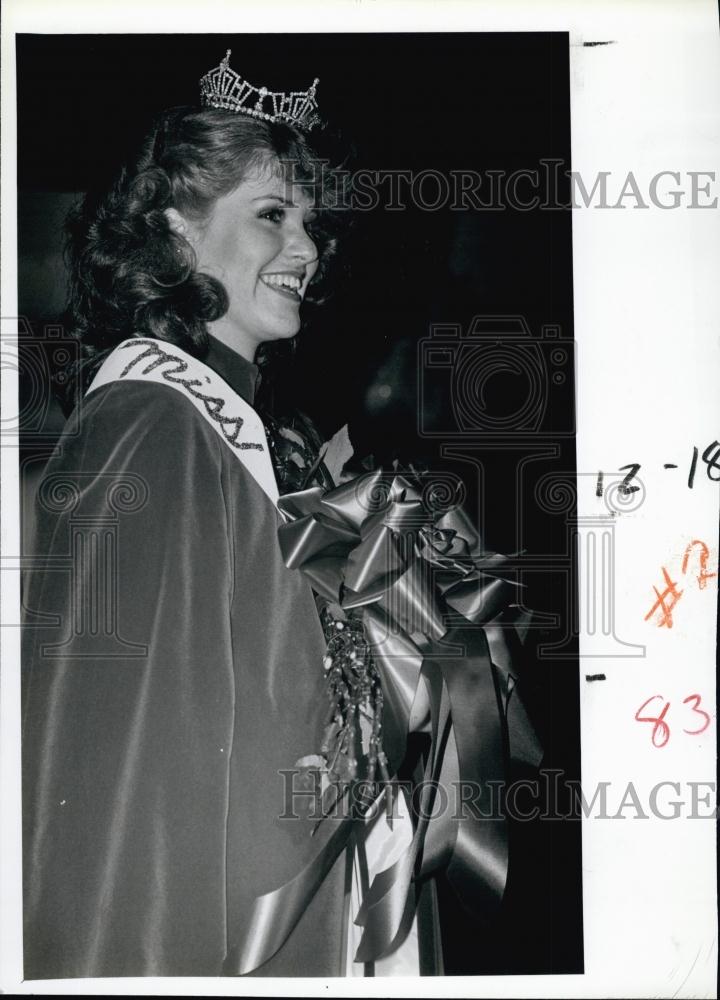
[260,322,302,344]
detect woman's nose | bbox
[285,224,318,264]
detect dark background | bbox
[16,32,582,976]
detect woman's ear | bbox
[165,207,194,242]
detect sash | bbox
[86,337,279,506]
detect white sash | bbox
[86,338,279,506]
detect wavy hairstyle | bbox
[62,106,350,402]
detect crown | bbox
[199,50,321,132]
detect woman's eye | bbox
[259,207,284,223]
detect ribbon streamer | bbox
[226,468,542,974]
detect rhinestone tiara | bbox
[199,50,321,132]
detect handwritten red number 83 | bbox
[635,694,711,748]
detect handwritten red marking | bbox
[635,695,671,748]
[681,540,718,591]
[645,538,717,629]
[636,694,712,747]
[682,694,711,735]
[644,567,683,628]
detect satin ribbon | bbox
[226,469,542,975]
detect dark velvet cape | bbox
[21,338,349,978]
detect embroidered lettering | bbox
[119,340,264,451]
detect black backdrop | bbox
[17,32,582,976]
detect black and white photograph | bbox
[1,2,717,996]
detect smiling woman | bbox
[59,97,343,399]
[20,54,360,979]
[165,166,320,359]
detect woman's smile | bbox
[258,270,306,301]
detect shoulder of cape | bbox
[86,338,279,506]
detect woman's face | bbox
[175,158,319,361]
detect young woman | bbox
[21,52,361,979]
[22,48,539,981]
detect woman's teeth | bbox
[260,273,302,298]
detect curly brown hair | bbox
[62,106,350,401]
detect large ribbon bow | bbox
[225,468,542,975]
